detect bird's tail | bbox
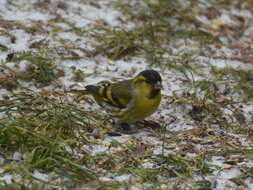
[69,81,114,106]
[85,85,99,94]
[67,85,98,94]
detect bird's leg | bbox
[119,122,131,131]
[107,122,131,136]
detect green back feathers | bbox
[85,69,162,109]
[85,80,133,108]
[83,70,162,124]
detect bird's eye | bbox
[144,80,151,85]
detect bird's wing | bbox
[110,79,133,108]
[83,79,133,109]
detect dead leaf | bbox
[0,75,17,91]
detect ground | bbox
[0,0,253,190]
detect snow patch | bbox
[33,170,50,182]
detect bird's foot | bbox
[107,123,136,136]
[119,123,131,131]
[137,120,161,129]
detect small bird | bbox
[78,69,162,129]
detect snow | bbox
[0,0,7,8]
[0,0,253,189]
[8,30,30,51]
[99,174,131,183]
[0,53,7,62]
[216,167,241,180]
[0,36,10,46]
[0,156,4,165]
[89,144,108,155]
[99,176,112,182]
[12,151,22,161]
[207,157,246,190]
[4,11,51,22]
[0,89,11,100]
[0,29,30,53]
[210,156,225,167]
[65,1,122,27]
[104,135,132,144]
[0,2,51,22]
[231,9,252,18]
[0,174,12,184]
[33,170,50,182]
[153,147,173,156]
[59,57,150,90]
[114,174,131,182]
[219,13,237,26]
[142,161,155,169]
[209,58,252,69]
[18,60,30,71]
[57,32,80,42]
[245,178,253,190]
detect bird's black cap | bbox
[139,69,162,84]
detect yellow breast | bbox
[134,93,161,121]
[117,80,162,124]
[119,92,161,124]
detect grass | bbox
[92,27,143,60]
[211,67,253,101]
[167,60,253,134]
[122,153,213,190]
[154,154,212,177]
[7,51,62,86]
[92,0,218,65]
[0,91,106,189]
[90,1,252,188]
[0,0,252,189]
[0,44,8,51]
[73,69,85,82]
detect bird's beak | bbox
[154,81,162,90]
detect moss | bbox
[8,51,63,86]
[73,69,85,82]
